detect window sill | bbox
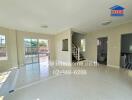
[0,57,8,61]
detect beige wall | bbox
[0,27,55,72]
[1,22,132,71]
[0,28,18,72]
[54,29,72,66]
[86,22,132,68]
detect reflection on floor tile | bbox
[16,62,51,89]
[3,65,132,100]
[0,69,18,97]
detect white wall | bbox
[0,27,55,72]
[54,30,72,66]
[0,28,17,72]
[85,22,132,68]
[1,22,132,71]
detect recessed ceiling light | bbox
[41,25,48,28]
[102,21,112,26]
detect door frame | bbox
[24,38,49,65]
[97,37,108,65]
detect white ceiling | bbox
[0,0,132,34]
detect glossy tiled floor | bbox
[15,63,52,89]
[3,64,132,100]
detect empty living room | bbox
[0,0,132,100]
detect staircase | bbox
[72,43,85,62]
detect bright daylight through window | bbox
[0,35,7,60]
[81,39,86,52]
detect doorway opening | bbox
[97,37,108,65]
[120,33,132,70]
[24,38,49,66]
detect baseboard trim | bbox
[107,64,120,69]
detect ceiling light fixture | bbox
[102,21,112,26]
[41,25,48,28]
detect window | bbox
[0,35,7,60]
[81,39,85,52]
[62,39,68,51]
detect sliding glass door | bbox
[38,39,49,64]
[31,39,39,63]
[24,38,39,64]
[24,38,32,64]
[24,38,49,65]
